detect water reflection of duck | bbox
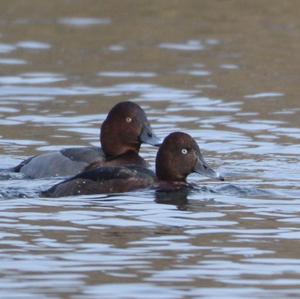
[42,132,224,197]
[12,101,160,179]
[155,188,190,210]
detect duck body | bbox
[14,146,102,178]
[41,166,156,197]
[42,132,223,197]
[13,101,159,179]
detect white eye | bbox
[181,148,188,155]
[126,117,132,123]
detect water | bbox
[0,0,300,298]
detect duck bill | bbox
[139,124,161,146]
[193,158,224,181]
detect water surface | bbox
[0,1,300,298]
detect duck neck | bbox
[156,159,187,183]
[105,151,146,167]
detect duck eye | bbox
[181,148,188,155]
[126,117,132,123]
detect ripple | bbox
[0,107,19,113]
[0,85,102,97]
[59,18,111,27]
[84,284,183,299]
[108,45,126,52]
[0,73,66,85]
[244,92,284,99]
[0,43,16,53]
[16,41,51,50]
[273,127,300,139]
[159,40,205,51]
[0,139,46,146]
[273,108,300,115]
[220,64,239,69]
[179,70,211,76]
[226,121,277,131]
[7,113,103,125]
[97,71,156,78]
[0,58,27,65]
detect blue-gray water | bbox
[0,1,300,298]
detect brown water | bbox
[0,1,300,298]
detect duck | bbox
[13,101,160,178]
[42,132,224,197]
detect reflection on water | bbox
[0,0,300,298]
[16,41,51,50]
[159,40,206,51]
[58,17,111,27]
